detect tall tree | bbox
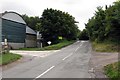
[40,8,79,44]
[86,1,120,43]
[79,29,89,40]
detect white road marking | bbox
[62,53,73,60]
[75,47,79,51]
[34,66,55,79]
[75,42,83,51]
[62,41,83,61]
[80,43,82,46]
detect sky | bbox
[1,0,116,30]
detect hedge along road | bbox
[2,41,92,78]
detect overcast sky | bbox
[1,0,116,30]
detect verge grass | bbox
[104,61,120,79]
[20,40,75,51]
[0,53,22,65]
[92,41,119,52]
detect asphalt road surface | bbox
[2,41,92,79]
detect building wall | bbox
[25,34,37,48]
[2,19,26,49]
[8,43,25,49]
[2,19,26,43]
[0,17,2,52]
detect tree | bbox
[22,14,41,30]
[79,29,89,40]
[86,1,120,43]
[40,8,80,44]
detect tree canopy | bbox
[86,1,120,43]
[40,8,80,44]
[22,14,41,30]
[79,29,89,40]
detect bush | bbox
[104,61,120,79]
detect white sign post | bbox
[4,38,9,53]
[47,41,51,46]
[4,38,7,45]
[37,31,43,48]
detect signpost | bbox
[58,36,63,40]
[37,31,42,48]
[3,38,9,53]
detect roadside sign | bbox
[4,38,7,45]
[47,41,51,45]
[58,36,62,40]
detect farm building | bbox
[0,14,2,52]
[0,11,37,49]
[26,26,37,48]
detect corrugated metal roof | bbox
[26,26,36,35]
[2,11,26,24]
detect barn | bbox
[26,26,37,48]
[0,14,2,51]
[0,11,37,49]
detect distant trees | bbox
[86,1,120,43]
[22,14,41,30]
[40,8,80,44]
[79,29,89,40]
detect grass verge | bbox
[0,53,22,65]
[92,41,119,52]
[20,40,75,51]
[104,61,120,79]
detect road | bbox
[2,41,92,79]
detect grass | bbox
[104,61,120,79]
[0,53,22,65]
[92,41,119,52]
[19,40,75,51]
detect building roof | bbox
[26,26,36,35]
[1,11,26,24]
[1,11,36,35]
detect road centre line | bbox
[34,66,55,80]
[62,42,83,61]
[80,42,83,46]
[34,41,84,79]
[75,47,79,51]
[75,42,83,51]
[62,53,73,60]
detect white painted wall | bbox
[2,12,26,24]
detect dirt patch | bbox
[89,51,118,78]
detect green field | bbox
[0,53,22,65]
[20,40,75,51]
[104,61,120,79]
